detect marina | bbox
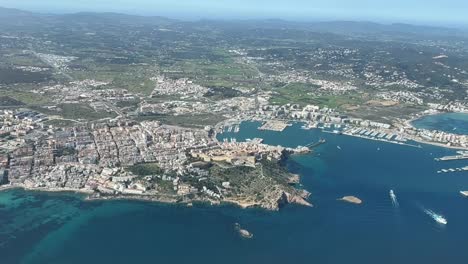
[342,127,422,148]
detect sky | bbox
[0,0,467,26]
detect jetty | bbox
[437,166,468,173]
[305,138,326,148]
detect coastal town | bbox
[0,108,313,210]
[1,83,467,209]
[1,9,468,211]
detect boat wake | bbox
[422,208,447,225]
[390,190,399,208]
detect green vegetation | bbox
[207,159,293,196]
[204,86,242,99]
[0,68,52,84]
[127,163,163,176]
[269,83,320,106]
[136,113,225,128]
[71,64,157,96]
[0,96,25,107]
[43,119,78,128]
[164,59,260,89]
[55,146,77,156]
[270,83,364,109]
[308,94,364,110]
[209,164,257,184]
[1,90,54,106]
[32,103,117,121]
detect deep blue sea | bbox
[412,113,468,135]
[1,121,468,264]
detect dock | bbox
[305,138,326,148]
[437,166,468,173]
[258,120,290,132]
[341,130,421,148]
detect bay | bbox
[411,112,468,135]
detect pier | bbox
[437,166,468,174]
[305,138,326,148]
[342,130,421,148]
[258,120,290,132]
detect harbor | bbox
[342,127,422,148]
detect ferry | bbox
[424,209,447,225]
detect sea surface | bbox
[412,112,468,135]
[1,122,468,264]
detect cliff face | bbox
[285,190,312,207]
[256,187,312,211]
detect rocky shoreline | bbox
[1,182,312,211]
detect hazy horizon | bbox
[0,0,467,27]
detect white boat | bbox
[389,190,398,207]
[424,209,447,225]
[337,146,342,150]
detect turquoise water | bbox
[1,122,468,264]
[412,112,468,135]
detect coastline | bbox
[217,117,467,151]
[0,184,94,196]
[0,184,311,211]
[343,131,468,151]
[2,113,465,210]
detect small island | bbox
[339,196,363,204]
[235,223,253,239]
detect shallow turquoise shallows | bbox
[411,112,468,135]
[1,121,468,264]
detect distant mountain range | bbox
[0,6,466,39]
